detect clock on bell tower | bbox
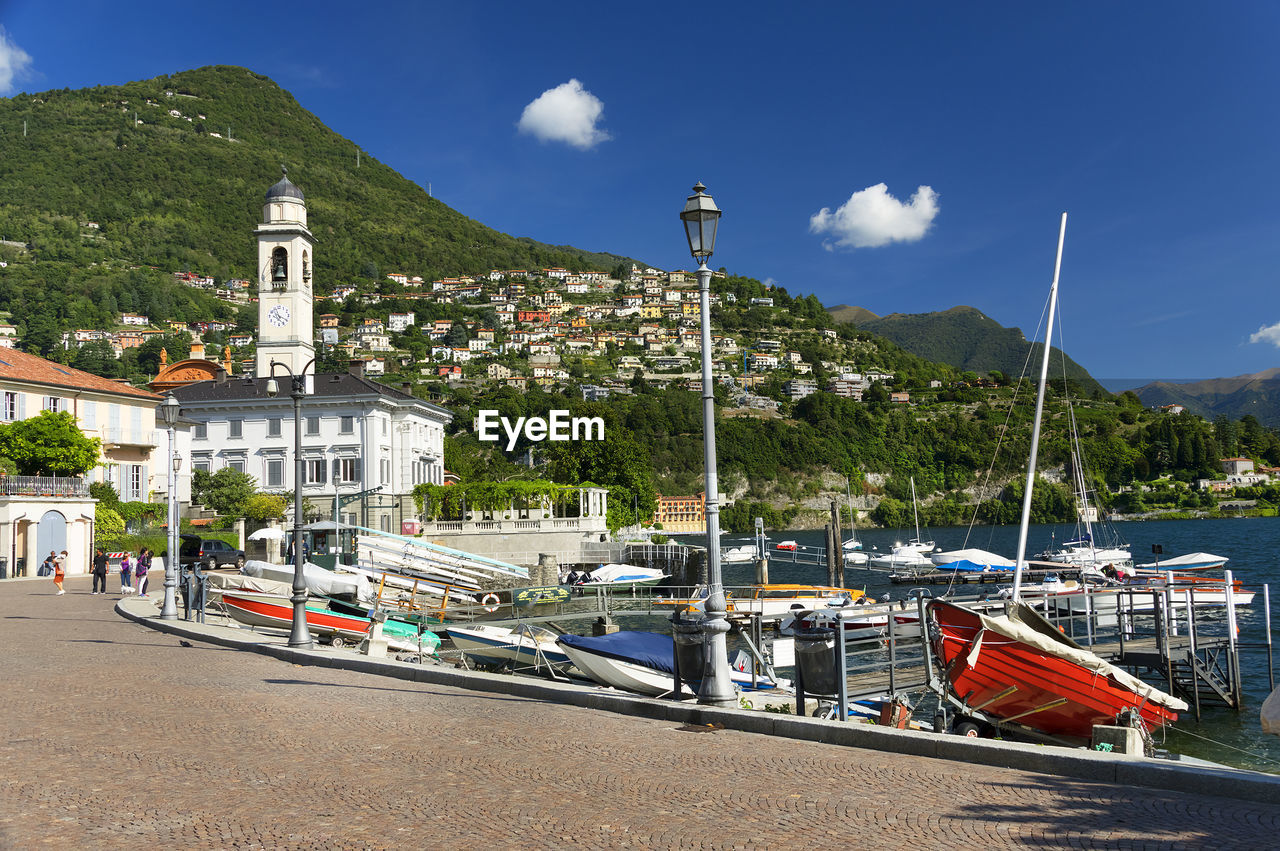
[255,166,316,378]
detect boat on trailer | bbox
[556,630,783,696]
[927,598,1186,740]
[925,214,1186,744]
[445,623,579,676]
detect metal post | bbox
[288,377,312,649]
[835,610,849,722]
[1185,587,1201,721]
[160,415,179,620]
[1224,569,1241,706]
[1265,584,1274,691]
[693,260,734,707]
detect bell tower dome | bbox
[255,166,315,378]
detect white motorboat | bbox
[868,546,935,570]
[1134,552,1229,572]
[930,547,1015,568]
[574,563,668,588]
[722,545,759,564]
[445,623,579,675]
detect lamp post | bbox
[160,394,181,620]
[266,358,317,649]
[680,182,735,707]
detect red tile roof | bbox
[0,348,161,401]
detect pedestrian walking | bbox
[91,548,108,595]
[119,552,134,595]
[53,554,66,595]
[43,550,65,595]
[135,548,151,599]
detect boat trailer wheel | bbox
[330,636,346,650]
[953,718,983,737]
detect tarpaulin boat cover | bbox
[241,560,372,600]
[556,631,675,674]
[965,602,1188,711]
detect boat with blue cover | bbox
[556,630,781,696]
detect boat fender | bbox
[481,593,501,613]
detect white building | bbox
[388,312,416,332]
[171,172,452,536]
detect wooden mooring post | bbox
[830,501,844,589]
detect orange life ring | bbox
[481,593,501,613]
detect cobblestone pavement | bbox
[2,577,1279,849]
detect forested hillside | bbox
[0,65,637,326]
[856,306,1105,397]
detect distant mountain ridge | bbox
[1132,369,1280,426]
[827,304,1105,397]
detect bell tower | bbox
[255,166,316,378]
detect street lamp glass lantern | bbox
[266,378,279,397]
[161,394,180,427]
[681,182,721,261]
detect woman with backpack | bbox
[135,548,151,599]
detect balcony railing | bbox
[0,476,90,497]
[100,428,159,448]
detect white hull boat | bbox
[446,623,579,675]
[576,563,668,588]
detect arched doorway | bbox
[36,511,67,566]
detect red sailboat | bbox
[926,215,1187,743]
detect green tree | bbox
[242,493,287,522]
[95,507,126,549]
[0,411,100,475]
[191,467,258,517]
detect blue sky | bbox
[3,2,1279,383]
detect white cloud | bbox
[517,79,610,150]
[0,27,32,95]
[809,183,939,250]
[1249,322,1280,347]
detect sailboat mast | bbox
[911,476,921,542]
[1012,212,1068,601]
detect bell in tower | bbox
[271,247,288,285]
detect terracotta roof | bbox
[0,348,161,401]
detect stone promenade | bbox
[2,575,1279,849]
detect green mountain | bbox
[849,305,1106,397]
[1133,369,1280,426]
[825,304,880,325]
[0,65,637,289]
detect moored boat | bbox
[573,563,668,588]
[655,584,862,619]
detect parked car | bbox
[160,534,245,569]
[196,538,246,568]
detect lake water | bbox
[681,516,1280,774]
